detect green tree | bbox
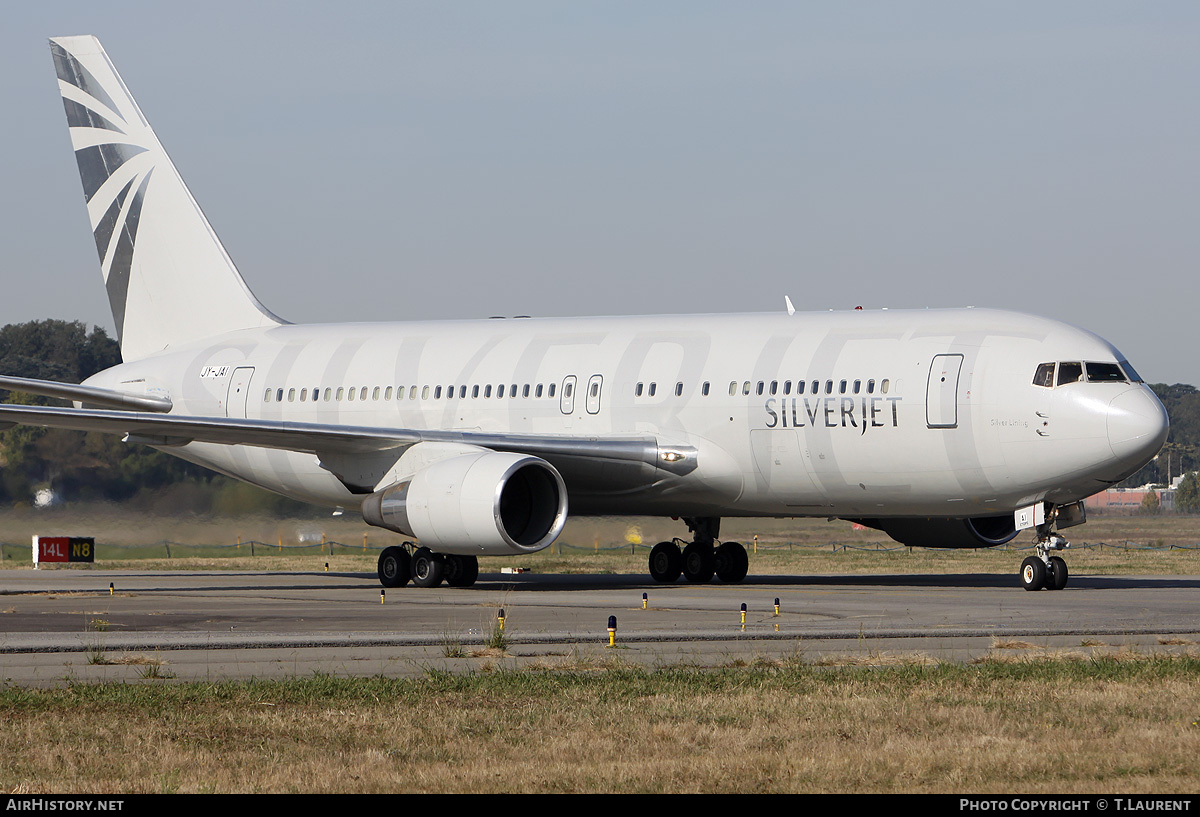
[1177,472,1200,514]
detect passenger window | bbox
[409,387,417,400]
[485,385,492,398]
[1057,362,1083,386]
[867,380,875,394]
[783,381,791,395]
[325,388,332,401]
[769,381,777,395]
[592,383,600,398]
[743,381,751,395]
[385,387,393,400]
[825,381,833,395]
[523,385,530,398]
[853,380,861,394]
[395,386,404,400]
[675,382,683,397]
[797,381,806,395]
[360,387,368,401]
[756,381,764,396]
[421,386,429,399]
[373,387,380,400]
[535,384,543,397]
[264,389,272,402]
[881,380,890,394]
[649,383,656,396]
[300,388,307,402]
[287,388,295,402]
[549,383,556,398]
[839,380,847,394]
[729,381,738,396]
[1032,363,1055,388]
[336,387,344,401]
[702,382,710,396]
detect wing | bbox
[0,402,696,494]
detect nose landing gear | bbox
[1020,527,1070,591]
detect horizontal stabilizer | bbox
[0,374,172,412]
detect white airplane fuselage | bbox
[82,307,1167,520]
[23,35,1169,588]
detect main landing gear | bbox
[648,517,749,584]
[377,544,478,588]
[1019,524,1070,591]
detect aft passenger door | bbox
[226,367,255,418]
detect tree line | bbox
[0,319,1196,512]
[0,320,306,515]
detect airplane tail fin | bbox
[49,36,282,361]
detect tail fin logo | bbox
[51,39,155,340]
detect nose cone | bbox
[1108,387,1169,468]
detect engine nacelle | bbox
[849,515,1019,549]
[360,451,568,556]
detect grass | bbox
[2,656,1200,793]
[3,510,1199,792]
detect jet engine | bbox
[361,451,567,556]
[848,515,1019,549]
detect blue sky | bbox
[3,2,1197,384]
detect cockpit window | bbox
[1085,362,1127,383]
[1118,359,1144,383]
[1056,362,1083,386]
[1032,363,1055,388]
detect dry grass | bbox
[3,657,1200,793]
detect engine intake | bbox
[361,451,567,555]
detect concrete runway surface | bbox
[3,568,1199,685]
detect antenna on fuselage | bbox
[784,296,796,316]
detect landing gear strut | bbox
[647,517,748,584]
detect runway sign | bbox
[32,536,95,566]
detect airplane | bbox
[0,35,1169,592]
